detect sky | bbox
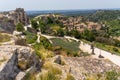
[0,0,120,11]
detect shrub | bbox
[23,71,36,80]
[57,28,64,37]
[73,52,79,57]
[82,29,95,42]
[33,44,54,60]
[23,31,37,44]
[16,23,24,32]
[114,39,120,47]
[31,19,39,30]
[39,71,60,80]
[79,52,90,57]
[66,74,75,80]
[15,38,26,46]
[43,62,62,75]
[113,47,119,52]
[40,62,62,80]
[18,60,28,70]
[95,37,115,45]
[40,36,52,49]
[105,70,119,80]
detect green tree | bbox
[106,70,119,80]
[38,20,46,33]
[47,17,54,24]
[16,23,24,32]
[40,36,52,49]
[31,19,39,30]
[82,29,95,42]
[73,30,81,39]
[57,28,64,37]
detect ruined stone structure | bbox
[0,8,30,33]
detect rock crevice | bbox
[0,45,41,80]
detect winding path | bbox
[79,41,120,67]
[40,34,120,67]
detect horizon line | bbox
[0,8,120,12]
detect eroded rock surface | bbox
[51,56,120,80]
[64,57,120,80]
[0,8,30,33]
[0,45,41,80]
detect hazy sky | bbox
[0,0,120,11]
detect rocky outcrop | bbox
[63,57,120,80]
[50,56,120,80]
[0,45,41,80]
[10,8,30,26]
[0,8,30,33]
[0,50,19,80]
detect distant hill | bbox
[86,10,120,22]
[26,10,96,17]
[26,9,120,18]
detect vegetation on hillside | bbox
[16,22,25,32]
[86,10,120,22]
[23,31,37,44]
[39,61,62,80]
[106,19,120,36]
[50,38,80,56]
[30,12,120,55]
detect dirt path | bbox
[32,33,120,67]
[79,41,120,67]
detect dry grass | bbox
[0,33,11,43]
[65,74,75,80]
[39,61,62,80]
[37,47,54,60]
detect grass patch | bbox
[50,24,60,32]
[33,45,54,60]
[39,71,60,80]
[0,58,6,65]
[66,74,75,80]
[43,61,62,75]
[18,60,28,70]
[23,71,36,80]
[32,35,53,60]
[23,31,37,44]
[95,42,120,55]
[0,33,11,43]
[105,70,120,80]
[40,61,62,80]
[51,38,80,53]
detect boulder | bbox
[0,45,42,80]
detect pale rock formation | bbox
[0,45,41,80]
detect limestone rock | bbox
[0,8,30,33]
[0,45,41,80]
